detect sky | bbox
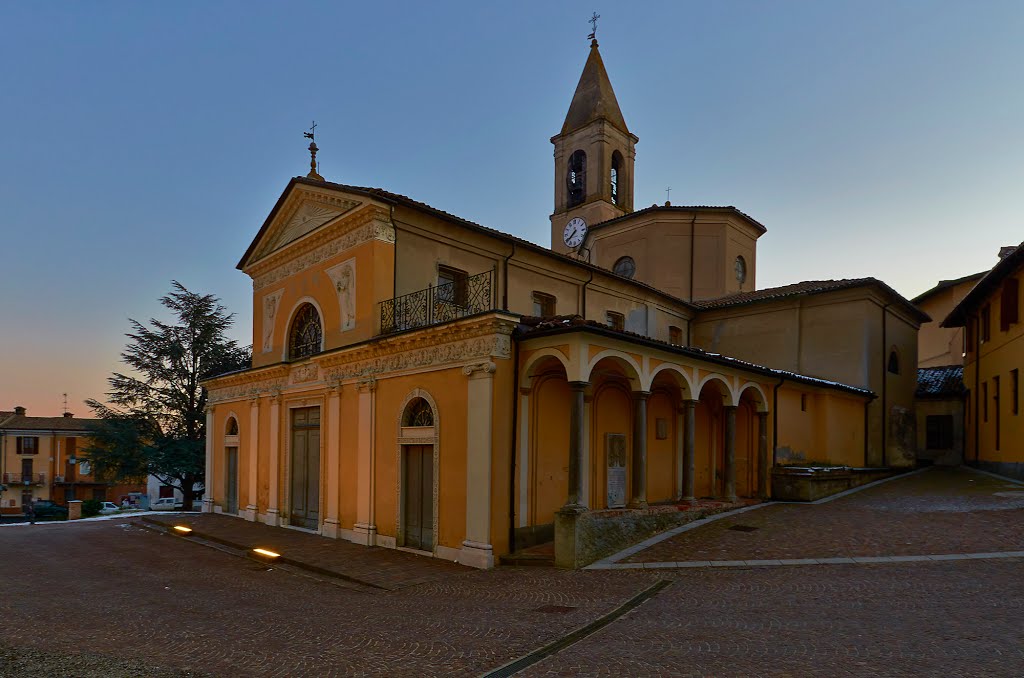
[2,1,1023,415]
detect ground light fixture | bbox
[252,548,281,559]
[172,525,193,534]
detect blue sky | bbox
[2,1,1023,414]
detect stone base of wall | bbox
[555,501,747,569]
[970,461,1024,482]
[771,466,896,502]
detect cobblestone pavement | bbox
[143,513,466,590]
[623,466,1024,563]
[2,467,1023,677]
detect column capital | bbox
[632,390,651,401]
[463,361,497,378]
[357,377,377,393]
[519,386,532,396]
[723,404,738,411]
[680,399,698,412]
[756,410,769,420]
[249,393,261,406]
[328,379,342,394]
[568,380,589,392]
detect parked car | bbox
[31,500,68,520]
[99,502,121,514]
[151,497,181,510]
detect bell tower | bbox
[550,39,638,254]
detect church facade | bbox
[202,40,923,568]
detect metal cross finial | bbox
[303,120,317,141]
[304,120,324,180]
[666,187,672,202]
[588,12,600,40]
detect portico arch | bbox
[695,376,732,498]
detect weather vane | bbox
[304,120,323,181]
[588,12,600,40]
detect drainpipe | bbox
[863,397,871,468]
[581,269,594,319]
[508,336,520,554]
[880,302,892,467]
[501,243,516,312]
[688,212,698,302]
[974,313,980,463]
[772,377,784,466]
[390,204,398,299]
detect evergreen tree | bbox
[86,281,250,510]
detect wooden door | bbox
[21,458,32,482]
[290,407,321,530]
[225,447,238,514]
[403,445,434,551]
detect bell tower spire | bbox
[550,33,638,254]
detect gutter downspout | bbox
[508,335,520,555]
[502,243,516,312]
[390,204,398,301]
[581,269,594,319]
[864,397,872,467]
[772,377,784,466]
[688,212,698,302]
[880,302,892,467]
[975,313,981,462]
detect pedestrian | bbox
[25,499,35,525]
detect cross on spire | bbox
[304,120,324,181]
[587,12,600,41]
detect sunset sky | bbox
[2,1,1023,415]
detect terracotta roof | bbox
[586,202,767,236]
[561,40,630,136]
[0,411,13,425]
[916,365,965,398]
[0,414,99,433]
[518,315,874,397]
[693,278,931,324]
[911,271,985,305]
[943,241,1024,327]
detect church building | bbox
[203,38,924,568]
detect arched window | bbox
[225,417,238,435]
[403,398,434,427]
[288,303,322,360]
[566,150,587,208]
[610,151,623,205]
[888,349,900,375]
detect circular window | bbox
[734,256,747,284]
[613,256,636,279]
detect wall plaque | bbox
[606,433,627,508]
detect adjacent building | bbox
[202,39,922,568]
[943,244,1024,478]
[0,406,145,515]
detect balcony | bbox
[379,269,496,335]
[2,473,46,486]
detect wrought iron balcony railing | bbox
[379,269,496,335]
[2,472,46,486]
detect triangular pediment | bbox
[246,187,362,265]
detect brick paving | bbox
[1,466,1023,676]
[143,513,467,590]
[622,466,1024,563]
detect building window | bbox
[532,292,556,317]
[437,265,469,308]
[887,350,900,375]
[1001,278,1019,331]
[567,150,587,208]
[1013,369,1019,416]
[669,325,683,345]
[994,375,1001,451]
[610,151,623,205]
[606,311,624,331]
[226,417,239,435]
[288,303,322,360]
[16,437,38,455]
[403,398,434,427]
[981,305,991,342]
[613,256,636,279]
[800,394,808,412]
[925,415,954,450]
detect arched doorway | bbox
[224,415,239,515]
[289,406,321,530]
[696,377,732,498]
[400,395,437,552]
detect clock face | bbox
[563,217,588,248]
[734,256,747,284]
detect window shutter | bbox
[16,437,22,454]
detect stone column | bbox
[353,378,377,545]
[245,396,260,522]
[581,389,593,508]
[628,391,650,509]
[461,362,497,569]
[757,411,770,500]
[724,405,738,502]
[265,392,281,526]
[673,404,684,501]
[683,400,696,502]
[564,381,588,509]
[323,384,342,538]
[517,387,530,528]
[203,406,215,513]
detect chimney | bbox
[998,246,1018,260]
[13,406,25,416]
[63,412,74,418]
